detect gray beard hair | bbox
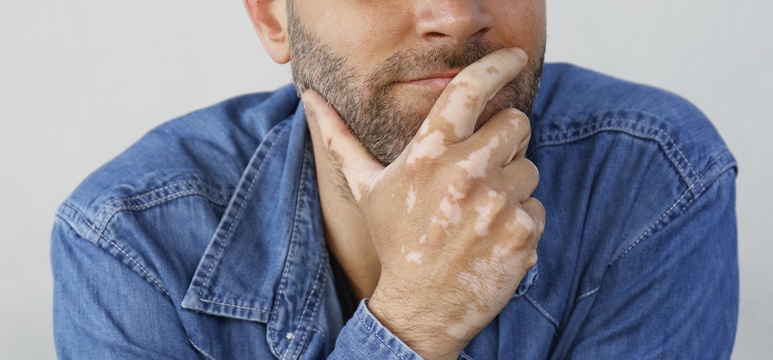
[287,2,544,165]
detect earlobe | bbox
[243,0,290,64]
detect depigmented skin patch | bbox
[432,196,462,229]
[448,185,465,201]
[430,184,468,229]
[407,187,417,213]
[515,206,537,233]
[437,82,481,139]
[456,136,501,178]
[406,251,423,264]
[407,130,447,165]
[474,205,493,237]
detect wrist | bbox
[367,289,467,360]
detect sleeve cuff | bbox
[330,299,422,359]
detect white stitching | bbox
[576,286,601,303]
[525,294,559,327]
[354,311,410,360]
[60,202,171,298]
[196,298,270,313]
[200,122,287,295]
[531,117,698,188]
[188,338,217,360]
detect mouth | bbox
[399,69,462,90]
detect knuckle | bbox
[526,251,538,269]
[487,191,509,213]
[525,160,540,181]
[506,107,529,124]
[449,170,475,194]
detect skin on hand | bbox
[304,48,545,360]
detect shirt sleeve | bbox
[561,169,739,359]
[328,299,425,359]
[51,216,201,360]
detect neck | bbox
[308,124,380,300]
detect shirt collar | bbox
[182,99,330,356]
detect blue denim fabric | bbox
[52,63,738,359]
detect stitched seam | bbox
[612,147,735,263]
[99,232,171,298]
[58,201,171,298]
[61,201,97,244]
[576,286,601,303]
[531,119,698,187]
[287,153,325,359]
[687,149,733,197]
[271,212,296,356]
[188,339,217,360]
[196,298,270,313]
[355,312,409,360]
[525,294,559,327]
[199,125,286,295]
[618,181,696,261]
[289,248,327,359]
[94,181,230,234]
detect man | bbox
[51,0,738,358]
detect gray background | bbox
[1,1,770,358]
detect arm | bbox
[561,169,738,358]
[51,217,200,360]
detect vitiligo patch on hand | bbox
[474,205,493,237]
[406,251,423,264]
[440,82,481,139]
[406,187,416,213]
[456,136,500,178]
[428,184,467,229]
[515,206,537,233]
[447,184,465,201]
[407,130,447,166]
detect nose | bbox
[415,0,493,46]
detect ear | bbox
[243,0,290,64]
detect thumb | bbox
[302,89,385,202]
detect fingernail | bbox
[511,47,528,63]
[301,98,317,123]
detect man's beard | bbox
[288,4,544,165]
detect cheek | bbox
[314,3,415,72]
[492,2,546,55]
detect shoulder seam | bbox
[613,154,736,264]
[531,114,704,190]
[91,180,231,237]
[56,180,233,299]
[56,203,172,299]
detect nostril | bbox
[415,7,494,46]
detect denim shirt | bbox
[52,63,738,359]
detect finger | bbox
[502,157,540,202]
[418,47,527,144]
[302,89,384,201]
[520,197,546,238]
[467,107,531,168]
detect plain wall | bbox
[1,1,770,358]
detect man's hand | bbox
[303,48,544,360]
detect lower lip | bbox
[401,77,455,91]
